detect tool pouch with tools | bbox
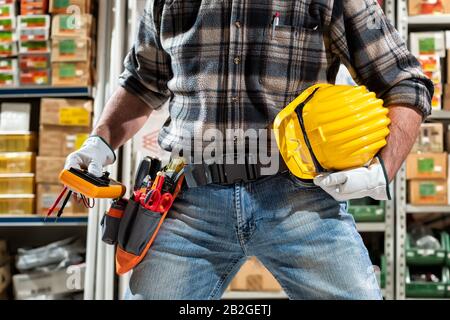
[101,198,128,245]
[100,157,185,275]
[114,200,169,275]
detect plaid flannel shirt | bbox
[119,0,434,153]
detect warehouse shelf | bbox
[222,291,288,300]
[0,215,88,227]
[408,14,450,25]
[406,205,450,214]
[429,110,450,120]
[356,222,386,232]
[0,86,94,98]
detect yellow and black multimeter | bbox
[59,168,126,199]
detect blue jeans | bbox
[126,172,382,300]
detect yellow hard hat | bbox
[273,84,391,179]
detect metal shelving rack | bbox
[0,216,88,227]
[0,86,93,98]
[395,0,450,300]
[0,0,110,301]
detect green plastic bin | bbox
[348,199,385,222]
[406,232,448,266]
[405,267,448,298]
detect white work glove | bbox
[65,136,116,177]
[313,156,391,201]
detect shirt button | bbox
[235,21,241,28]
[234,57,241,65]
[231,96,238,103]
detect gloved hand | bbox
[65,136,116,177]
[313,156,391,201]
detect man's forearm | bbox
[92,86,153,150]
[380,105,423,182]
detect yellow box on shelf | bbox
[0,173,35,194]
[40,98,92,127]
[0,152,35,174]
[0,194,35,215]
[0,132,36,153]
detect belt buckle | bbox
[222,154,259,184]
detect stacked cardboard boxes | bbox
[50,0,92,86]
[407,123,448,205]
[0,0,96,88]
[0,102,35,215]
[36,98,91,215]
[0,0,18,86]
[410,32,445,110]
[17,13,50,85]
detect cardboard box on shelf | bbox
[0,3,15,17]
[51,37,91,62]
[0,42,17,57]
[19,54,50,70]
[409,179,448,205]
[0,102,31,131]
[51,61,91,86]
[406,152,447,180]
[229,257,282,292]
[0,195,35,215]
[18,15,50,29]
[49,0,91,14]
[51,14,93,38]
[0,16,16,30]
[0,57,17,73]
[19,40,50,54]
[18,27,50,42]
[37,183,88,215]
[39,125,89,157]
[19,68,50,85]
[408,0,450,15]
[20,0,49,15]
[412,123,444,153]
[36,156,65,184]
[0,133,36,153]
[13,263,85,300]
[0,152,35,174]
[0,70,17,86]
[0,29,16,42]
[40,98,92,127]
[410,32,446,58]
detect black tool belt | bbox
[184,154,289,188]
